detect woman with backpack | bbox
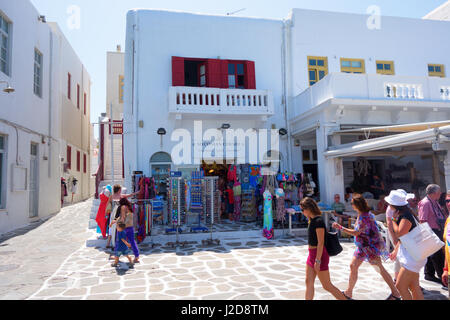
[333,194,401,300]
[300,197,348,300]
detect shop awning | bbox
[325,125,450,159]
[334,120,450,134]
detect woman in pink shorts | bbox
[301,197,348,300]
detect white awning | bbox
[325,125,450,159]
[334,120,450,134]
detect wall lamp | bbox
[220,124,231,130]
[0,81,15,93]
[279,128,288,136]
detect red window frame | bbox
[226,61,246,89]
[83,153,87,173]
[66,146,72,169]
[76,151,81,172]
[77,84,80,109]
[67,73,71,100]
[83,92,87,115]
[172,57,256,89]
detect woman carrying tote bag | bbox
[386,190,443,300]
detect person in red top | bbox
[225,183,234,221]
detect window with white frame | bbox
[0,135,5,208]
[0,13,11,76]
[34,49,43,97]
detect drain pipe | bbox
[282,19,293,172]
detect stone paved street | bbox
[1,198,448,300]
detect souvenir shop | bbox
[126,165,315,242]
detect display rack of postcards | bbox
[241,189,256,222]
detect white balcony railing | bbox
[291,73,450,120]
[169,87,274,116]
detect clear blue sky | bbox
[30,0,447,125]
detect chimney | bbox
[116,45,122,52]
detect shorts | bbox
[307,248,330,272]
[115,249,130,257]
[398,244,426,274]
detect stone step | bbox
[88,219,98,230]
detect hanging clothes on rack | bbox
[263,189,274,240]
[275,188,286,223]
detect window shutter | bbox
[172,57,185,86]
[220,60,229,88]
[244,61,256,89]
[206,59,223,88]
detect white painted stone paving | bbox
[27,205,448,300]
[0,198,447,300]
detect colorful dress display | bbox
[95,190,110,238]
[263,190,274,240]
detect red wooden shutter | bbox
[84,93,87,115]
[68,73,71,100]
[67,146,72,169]
[83,154,87,173]
[220,60,229,88]
[172,57,185,86]
[244,61,256,89]
[206,59,223,88]
[77,84,80,109]
[77,151,81,172]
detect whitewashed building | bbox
[0,0,91,234]
[123,10,288,193]
[122,7,450,203]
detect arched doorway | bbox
[150,152,172,199]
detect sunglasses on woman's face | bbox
[446,199,450,203]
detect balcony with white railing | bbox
[290,73,450,120]
[169,86,274,116]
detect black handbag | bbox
[325,231,343,257]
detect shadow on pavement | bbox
[0,215,55,245]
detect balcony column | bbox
[316,124,345,204]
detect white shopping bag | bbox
[399,216,444,262]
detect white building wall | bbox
[290,9,450,97]
[0,0,60,234]
[124,10,288,191]
[48,22,92,204]
[424,1,450,20]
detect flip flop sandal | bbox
[386,294,401,300]
[342,291,354,300]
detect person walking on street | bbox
[386,190,427,300]
[301,197,348,300]
[333,194,400,300]
[418,184,448,285]
[117,198,140,264]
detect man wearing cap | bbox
[418,184,448,285]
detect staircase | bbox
[103,134,123,182]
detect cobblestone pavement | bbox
[0,199,93,300]
[26,216,448,300]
